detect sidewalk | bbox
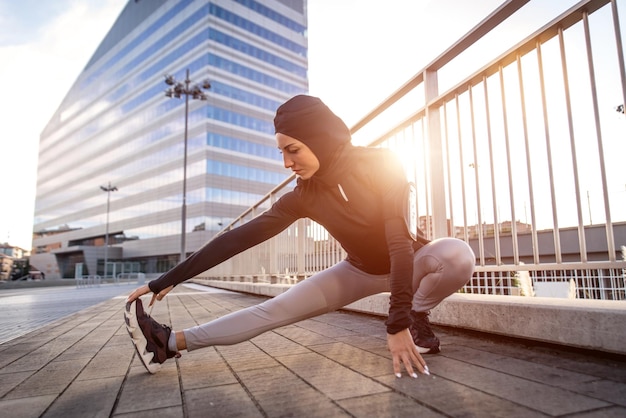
[0,283,624,417]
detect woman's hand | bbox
[387,328,429,378]
[126,285,174,306]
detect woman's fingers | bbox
[388,329,429,378]
[402,352,418,378]
[126,285,151,303]
[147,285,174,306]
[156,285,174,301]
[126,284,175,306]
[149,292,158,307]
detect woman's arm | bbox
[372,150,416,333]
[384,216,415,333]
[147,193,301,294]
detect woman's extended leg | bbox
[182,261,389,351]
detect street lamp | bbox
[100,182,118,278]
[164,69,211,262]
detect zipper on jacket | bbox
[337,183,352,213]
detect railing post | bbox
[268,196,278,278]
[424,69,447,238]
[297,219,306,278]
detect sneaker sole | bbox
[124,300,161,374]
[416,344,441,354]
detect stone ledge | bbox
[189,278,626,356]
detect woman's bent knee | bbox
[423,238,475,281]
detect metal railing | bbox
[201,0,626,300]
[76,275,101,288]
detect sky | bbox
[0,0,600,250]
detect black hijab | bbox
[274,95,352,176]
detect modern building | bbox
[0,243,29,260]
[0,243,31,281]
[31,0,308,279]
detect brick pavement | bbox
[0,284,625,417]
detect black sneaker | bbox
[409,311,441,354]
[124,298,180,374]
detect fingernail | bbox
[395,373,402,378]
[411,372,418,378]
[424,365,430,375]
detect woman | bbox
[125,95,475,378]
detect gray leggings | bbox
[183,237,475,351]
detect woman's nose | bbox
[283,154,293,168]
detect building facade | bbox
[31,0,308,279]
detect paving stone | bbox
[566,406,626,417]
[377,373,543,417]
[237,365,351,417]
[4,357,91,399]
[42,376,123,418]
[0,370,34,397]
[115,364,182,415]
[0,394,57,418]
[338,391,445,417]
[426,355,610,415]
[296,317,360,338]
[273,324,338,346]
[310,341,391,377]
[216,340,281,372]
[276,351,390,400]
[184,384,263,418]
[560,378,626,407]
[443,344,598,386]
[76,343,134,381]
[179,349,239,390]
[249,329,313,357]
[111,406,184,417]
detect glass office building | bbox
[31,0,308,279]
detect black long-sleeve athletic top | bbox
[148,144,428,334]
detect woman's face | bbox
[276,133,320,180]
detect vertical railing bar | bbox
[582,11,616,262]
[611,0,626,114]
[536,40,563,264]
[469,85,485,266]
[599,269,604,300]
[483,75,502,265]
[498,65,520,265]
[425,69,448,238]
[443,104,455,237]
[579,269,584,299]
[407,126,421,238]
[516,53,540,264]
[558,27,588,263]
[610,269,616,299]
[421,119,431,239]
[455,94,470,243]
[294,219,308,277]
[322,224,327,272]
[484,271,488,295]
[410,123,421,236]
[493,271,502,295]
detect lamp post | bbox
[100,182,118,278]
[164,69,211,262]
